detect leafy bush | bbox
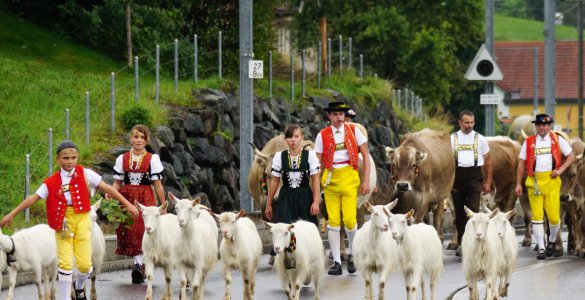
[98,197,134,229]
[121,105,152,130]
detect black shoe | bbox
[328,262,342,275]
[347,254,356,274]
[75,289,87,300]
[131,264,145,283]
[537,248,546,260]
[545,242,555,257]
[455,246,462,258]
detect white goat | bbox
[484,206,518,298]
[388,203,443,300]
[168,192,218,242]
[137,201,180,300]
[0,224,57,300]
[461,206,503,300]
[88,199,106,300]
[171,196,218,300]
[352,200,397,300]
[264,220,324,300]
[211,210,262,300]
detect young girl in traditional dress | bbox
[265,124,321,225]
[108,124,166,283]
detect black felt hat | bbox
[324,102,350,112]
[531,114,554,124]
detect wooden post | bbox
[320,17,328,75]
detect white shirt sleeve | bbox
[150,154,164,181]
[84,168,103,188]
[35,183,49,199]
[558,137,573,156]
[308,150,321,176]
[113,155,124,180]
[354,127,367,146]
[479,135,490,155]
[450,133,455,151]
[271,151,283,177]
[519,141,527,160]
[314,133,324,154]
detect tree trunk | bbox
[320,16,327,75]
[126,1,133,68]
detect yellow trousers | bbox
[322,166,360,230]
[56,207,92,273]
[525,171,561,225]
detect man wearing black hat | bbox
[514,114,575,259]
[314,101,371,275]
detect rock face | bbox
[94,88,408,212]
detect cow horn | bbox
[247,142,270,160]
[520,129,527,139]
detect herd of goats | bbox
[2,116,585,300]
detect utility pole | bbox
[544,0,556,117]
[239,0,254,212]
[485,0,495,136]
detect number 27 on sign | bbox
[249,60,263,79]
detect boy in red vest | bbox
[0,141,139,300]
[514,114,575,259]
[314,102,370,275]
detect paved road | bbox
[4,233,585,299]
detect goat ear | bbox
[405,209,415,220]
[364,200,372,212]
[210,212,220,221]
[236,209,246,219]
[160,201,168,212]
[287,224,295,231]
[168,192,178,204]
[199,205,211,211]
[135,201,145,212]
[382,207,390,217]
[506,208,516,220]
[193,197,201,205]
[263,221,274,229]
[488,208,498,219]
[464,206,474,218]
[385,198,398,212]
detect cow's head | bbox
[249,143,276,193]
[385,146,427,191]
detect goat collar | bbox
[285,232,296,253]
[6,237,16,266]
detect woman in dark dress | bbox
[264,125,321,264]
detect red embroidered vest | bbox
[525,133,562,176]
[320,124,359,170]
[44,165,91,231]
[122,151,152,173]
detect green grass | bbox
[495,14,578,41]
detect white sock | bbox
[345,226,357,256]
[57,269,73,300]
[549,222,561,244]
[533,222,545,250]
[134,254,144,265]
[328,226,341,264]
[75,271,90,290]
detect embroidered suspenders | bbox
[453,132,479,167]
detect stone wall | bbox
[93,88,409,212]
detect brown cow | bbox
[447,136,521,249]
[508,114,535,143]
[385,128,455,240]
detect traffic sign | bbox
[480,94,499,105]
[248,60,263,78]
[465,44,503,81]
